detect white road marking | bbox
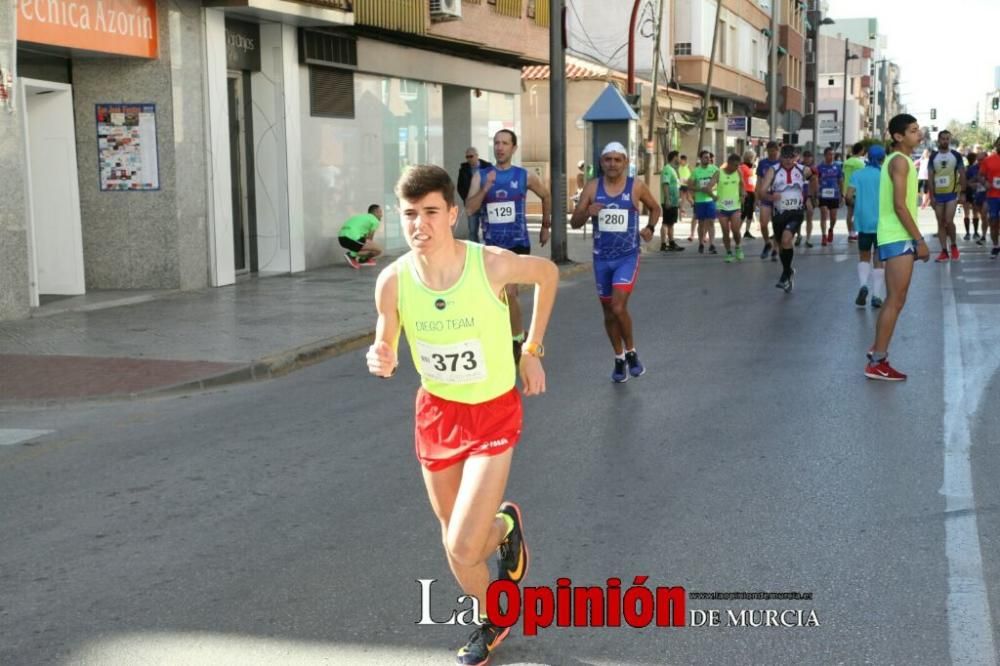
[940,269,998,666]
[0,429,55,446]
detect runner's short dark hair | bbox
[495,129,518,146]
[852,142,865,155]
[667,150,679,162]
[888,114,918,143]
[367,204,381,215]
[395,165,456,208]
[766,141,779,151]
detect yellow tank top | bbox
[396,242,515,404]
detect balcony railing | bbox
[493,0,522,18]
[354,0,424,34]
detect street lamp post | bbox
[809,14,835,153]
[841,38,859,155]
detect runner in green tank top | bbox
[717,154,746,262]
[367,165,559,665]
[865,114,930,382]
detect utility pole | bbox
[768,0,779,141]
[549,0,567,263]
[696,0,723,154]
[645,0,667,189]
[840,38,858,154]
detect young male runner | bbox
[740,151,757,239]
[842,143,867,241]
[465,130,552,358]
[690,150,720,254]
[758,145,811,292]
[817,148,845,244]
[980,137,1000,258]
[927,130,966,262]
[866,114,930,380]
[338,204,383,268]
[660,150,685,251]
[846,145,886,307]
[367,165,558,665]
[717,153,746,262]
[570,142,659,382]
[755,141,781,259]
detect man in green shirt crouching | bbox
[338,204,383,268]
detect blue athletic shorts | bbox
[878,239,917,262]
[934,193,957,204]
[988,199,1000,221]
[694,201,717,220]
[974,192,987,206]
[594,252,640,301]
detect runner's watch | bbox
[522,342,544,358]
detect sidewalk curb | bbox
[0,260,593,408]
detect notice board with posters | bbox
[96,103,160,191]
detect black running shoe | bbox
[760,242,771,260]
[744,230,754,239]
[698,243,705,254]
[771,249,778,262]
[455,622,510,666]
[660,242,669,252]
[855,285,869,307]
[668,241,685,252]
[708,244,718,255]
[496,502,528,585]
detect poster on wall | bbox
[96,103,160,191]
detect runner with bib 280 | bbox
[570,142,659,383]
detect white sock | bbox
[857,262,872,289]
[872,268,885,299]
[615,352,626,360]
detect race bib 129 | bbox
[486,201,516,224]
[415,339,487,384]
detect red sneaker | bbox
[935,250,949,263]
[864,359,907,381]
[344,252,360,269]
[821,237,828,247]
[359,258,378,267]
[827,229,834,243]
[950,245,960,261]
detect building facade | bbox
[816,33,872,149]
[1,0,547,321]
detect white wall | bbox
[674,0,765,81]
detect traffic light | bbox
[930,108,937,120]
[993,97,999,111]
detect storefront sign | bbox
[18,0,158,59]
[225,19,260,72]
[726,116,748,136]
[96,103,159,191]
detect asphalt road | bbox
[2,235,999,666]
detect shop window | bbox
[310,66,355,118]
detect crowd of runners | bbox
[362,120,1000,665]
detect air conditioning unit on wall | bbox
[430,0,462,20]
